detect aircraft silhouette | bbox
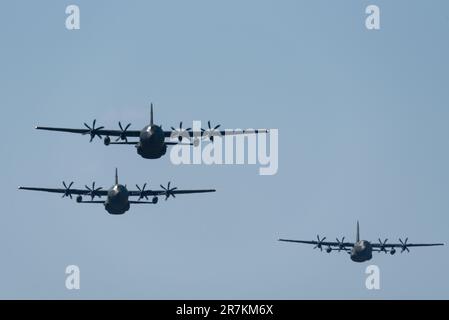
[35,103,268,160]
[18,169,216,215]
[279,221,444,263]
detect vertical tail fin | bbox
[150,103,154,126]
[356,221,360,242]
[115,168,119,185]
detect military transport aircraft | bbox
[279,222,444,263]
[18,169,216,215]
[35,103,268,159]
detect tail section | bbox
[115,168,119,185]
[150,103,154,126]
[356,221,360,243]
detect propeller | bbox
[314,235,326,251]
[171,122,192,142]
[62,181,74,199]
[336,237,346,252]
[399,238,410,253]
[201,121,222,142]
[83,119,104,142]
[378,238,389,254]
[160,182,178,200]
[116,122,131,142]
[136,183,149,200]
[84,182,103,200]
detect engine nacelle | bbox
[76,195,83,203]
[326,247,332,254]
[104,136,111,146]
[390,249,396,255]
[152,196,159,204]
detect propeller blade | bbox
[136,183,148,200]
[62,181,74,199]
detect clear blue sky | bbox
[0,0,448,299]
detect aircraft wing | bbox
[78,200,106,204]
[278,239,355,248]
[129,188,216,198]
[36,126,141,137]
[371,242,444,249]
[164,129,269,139]
[36,123,141,139]
[18,186,108,197]
[150,189,216,196]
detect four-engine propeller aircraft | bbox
[35,103,268,160]
[18,169,216,215]
[25,103,446,267]
[279,222,444,263]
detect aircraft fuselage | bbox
[104,184,130,215]
[136,125,167,159]
[350,240,373,263]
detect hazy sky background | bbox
[0,0,448,299]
